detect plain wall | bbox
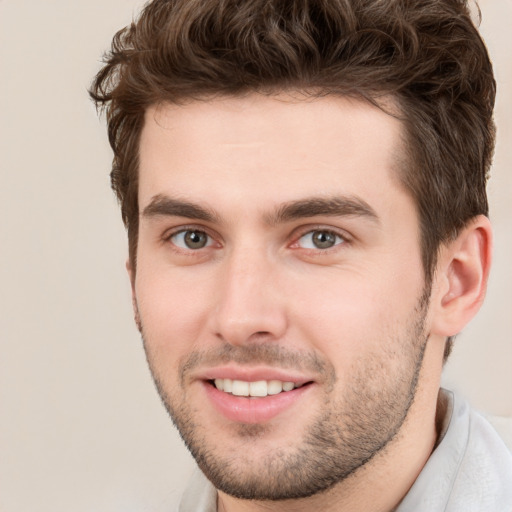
[1,1,510,511]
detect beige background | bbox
[0,1,510,511]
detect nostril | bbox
[215,330,274,344]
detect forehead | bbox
[138,93,408,216]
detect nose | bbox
[211,248,288,346]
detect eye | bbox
[170,229,213,250]
[297,229,345,250]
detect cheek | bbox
[289,264,424,362]
[134,268,214,363]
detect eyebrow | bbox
[142,195,219,223]
[266,196,380,226]
[141,194,379,226]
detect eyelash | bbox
[162,225,351,254]
[162,225,219,253]
[291,226,350,252]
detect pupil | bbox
[313,231,335,249]
[185,231,207,249]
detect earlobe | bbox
[126,259,142,333]
[431,215,492,337]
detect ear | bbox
[430,215,492,337]
[126,259,142,332]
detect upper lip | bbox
[192,365,315,386]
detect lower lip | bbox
[203,381,313,424]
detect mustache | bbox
[177,343,334,385]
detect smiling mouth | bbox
[210,378,310,398]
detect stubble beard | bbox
[140,294,430,501]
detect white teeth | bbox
[267,380,283,395]
[223,379,233,393]
[249,381,267,397]
[231,380,249,396]
[213,378,301,397]
[282,382,295,392]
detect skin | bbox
[129,93,492,512]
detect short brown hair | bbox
[91,0,496,353]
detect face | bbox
[133,94,431,500]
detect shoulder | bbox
[445,395,512,511]
[397,390,512,512]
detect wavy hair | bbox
[90,0,496,358]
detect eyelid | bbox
[162,224,222,249]
[289,225,352,250]
[292,224,352,240]
[160,223,352,252]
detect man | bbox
[91,0,512,510]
